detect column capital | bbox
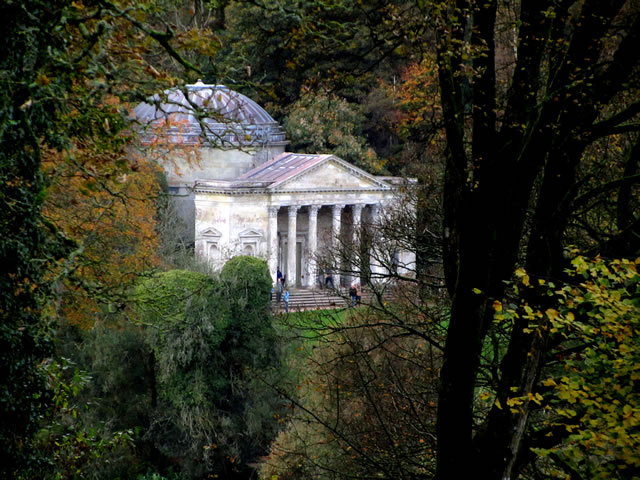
[332,204,345,216]
[308,204,320,217]
[369,203,381,217]
[288,205,300,217]
[268,205,280,218]
[352,204,364,215]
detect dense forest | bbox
[1,1,639,480]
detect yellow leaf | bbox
[495,398,503,410]
[515,267,531,286]
[507,396,524,407]
[545,308,559,320]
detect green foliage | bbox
[216,1,420,106]
[219,256,276,370]
[1,0,76,472]
[22,358,135,480]
[220,255,273,310]
[137,471,187,480]
[137,270,230,475]
[1,0,197,473]
[137,263,283,479]
[84,323,154,438]
[284,92,381,172]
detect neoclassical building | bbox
[132,81,413,287]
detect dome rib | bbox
[131,81,287,147]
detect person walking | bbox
[283,289,290,313]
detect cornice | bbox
[193,186,396,195]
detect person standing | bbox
[283,289,290,313]
[349,283,357,307]
[355,282,362,306]
[325,270,334,289]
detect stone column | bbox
[287,206,300,287]
[268,206,279,283]
[369,203,385,282]
[307,205,320,288]
[351,204,364,285]
[331,204,344,288]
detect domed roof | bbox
[131,81,287,147]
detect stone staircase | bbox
[272,286,393,312]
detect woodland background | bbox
[1,1,639,479]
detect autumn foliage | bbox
[261,308,441,480]
[42,143,163,328]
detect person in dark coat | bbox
[349,284,357,307]
[325,270,334,289]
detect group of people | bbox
[273,267,362,312]
[273,268,290,312]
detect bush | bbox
[136,262,283,479]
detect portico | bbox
[268,203,378,287]
[194,153,401,287]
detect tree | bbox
[214,1,426,113]
[283,91,381,172]
[260,307,442,480]
[24,356,136,480]
[42,145,163,328]
[540,257,640,478]
[488,256,640,478]
[0,0,201,474]
[430,1,640,478]
[250,2,639,478]
[137,259,283,479]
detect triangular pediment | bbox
[199,227,222,238]
[270,157,390,191]
[239,228,263,238]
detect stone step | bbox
[272,287,393,312]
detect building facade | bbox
[132,82,413,286]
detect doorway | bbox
[279,235,306,288]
